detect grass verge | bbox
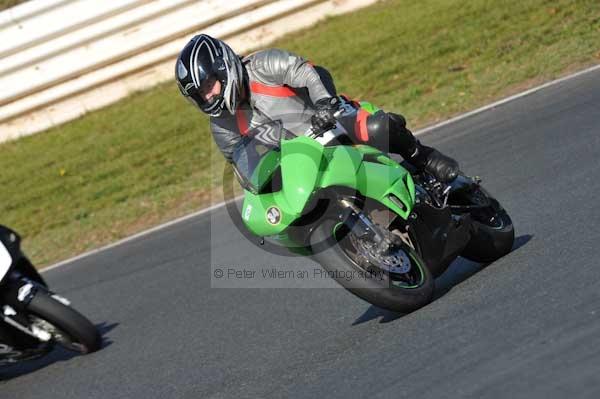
[1,0,599,268]
[0,0,28,11]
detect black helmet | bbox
[175,34,245,117]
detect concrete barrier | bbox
[0,0,378,143]
[0,0,70,30]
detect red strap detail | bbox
[355,108,370,142]
[236,110,249,136]
[250,81,296,97]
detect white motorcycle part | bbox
[0,240,12,283]
[306,122,349,146]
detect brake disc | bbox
[353,237,412,274]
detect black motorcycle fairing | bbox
[13,257,46,287]
[408,201,471,277]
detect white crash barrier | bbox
[0,0,326,123]
[0,0,378,143]
[0,0,271,106]
[0,0,151,57]
[0,0,195,76]
[0,0,69,30]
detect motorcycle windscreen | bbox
[231,121,293,194]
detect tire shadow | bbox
[352,234,533,325]
[0,321,118,381]
[434,233,533,299]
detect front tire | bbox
[310,219,434,313]
[26,291,101,354]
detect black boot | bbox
[408,142,459,183]
[365,112,459,182]
[386,113,459,182]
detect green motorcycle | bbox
[231,119,514,313]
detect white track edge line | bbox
[42,62,600,273]
[41,196,242,272]
[416,63,600,134]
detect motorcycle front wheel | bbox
[310,219,434,313]
[26,291,101,354]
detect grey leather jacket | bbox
[210,48,335,161]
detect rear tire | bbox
[311,219,434,313]
[462,209,514,263]
[26,291,101,354]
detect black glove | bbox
[411,143,459,183]
[311,96,341,131]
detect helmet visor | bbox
[186,76,224,114]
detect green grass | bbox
[0,0,28,11]
[1,0,599,267]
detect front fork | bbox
[337,198,398,255]
[0,271,68,343]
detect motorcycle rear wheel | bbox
[461,208,514,263]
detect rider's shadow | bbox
[0,321,118,381]
[352,234,533,325]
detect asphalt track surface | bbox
[3,68,600,398]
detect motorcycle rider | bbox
[175,34,459,183]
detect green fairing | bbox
[249,150,280,192]
[241,137,415,238]
[241,136,323,237]
[323,145,415,218]
[358,101,381,115]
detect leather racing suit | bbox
[211,49,417,163]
